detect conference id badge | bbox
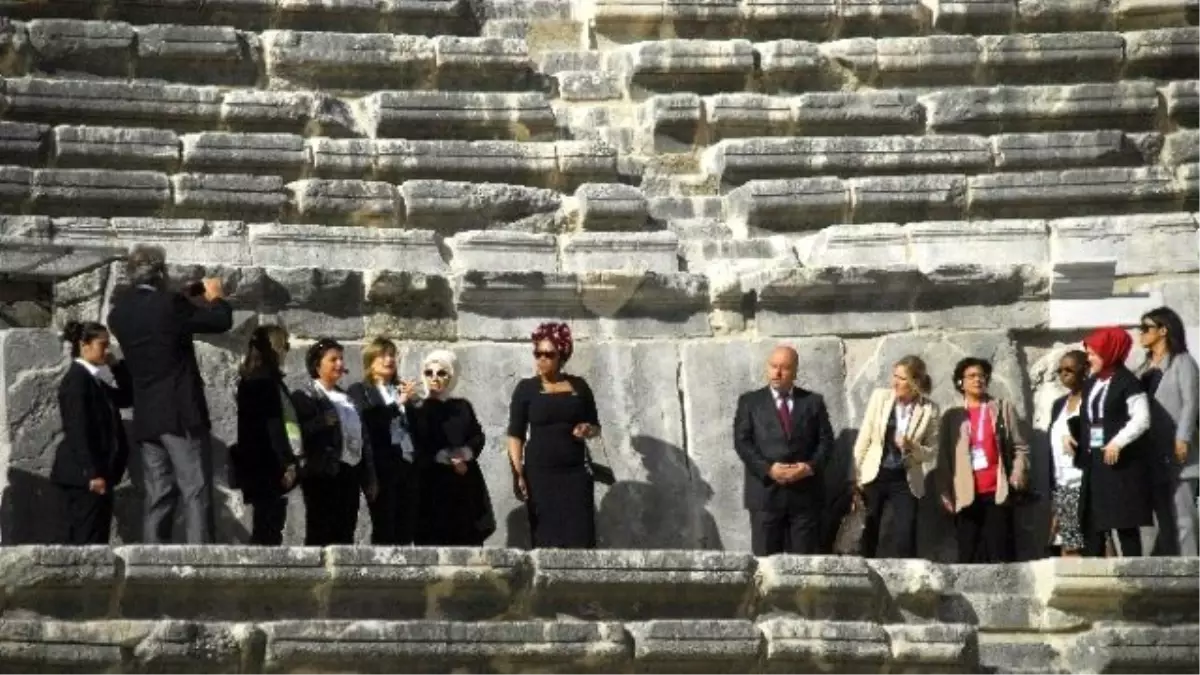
[1089,424,1105,450]
[970,446,989,471]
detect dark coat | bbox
[407,396,493,545]
[1072,367,1154,532]
[106,286,233,441]
[51,360,133,488]
[233,369,299,501]
[290,381,376,489]
[347,381,416,467]
[733,385,835,512]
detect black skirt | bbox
[525,463,595,549]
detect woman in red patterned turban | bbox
[504,322,601,549]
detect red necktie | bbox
[777,394,792,437]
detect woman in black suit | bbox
[52,321,132,544]
[233,325,299,545]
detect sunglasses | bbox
[1056,367,1077,375]
[533,350,559,360]
[1139,323,1159,333]
[423,369,448,378]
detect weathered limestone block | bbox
[703,136,991,185]
[560,231,680,273]
[114,0,276,29]
[922,82,1160,133]
[0,215,52,239]
[433,36,533,90]
[51,125,178,170]
[1124,28,1200,78]
[274,0,470,33]
[262,30,436,90]
[1047,557,1199,624]
[1177,162,1199,202]
[555,141,620,185]
[839,0,926,35]
[979,32,1124,83]
[361,90,557,140]
[0,546,115,619]
[287,179,401,226]
[817,37,876,77]
[626,620,762,671]
[620,39,756,93]
[1049,212,1199,276]
[0,166,33,208]
[400,180,562,232]
[742,0,838,40]
[84,218,252,266]
[181,132,308,177]
[640,94,703,147]
[704,94,791,140]
[990,130,1134,169]
[447,231,558,272]
[758,556,880,620]
[135,24,257,85]
[938,562,1087,631]
[760,619,892,672]
[1162,80,1200,126]
[540,50,602,74]
[555,70,623,101]
[907,219,1047,271]
[573,183,649,231]
[911,265,1049,332]
[794,90,925,135]
[32,168,170,216]
[258,267,366,339]
[864,558,950,621]
[924,0,1017,33]
[1016,0,1109,31]
[0,20,30,76]
[2,77,222,128]
[363,270,457,340]
[1113,0,1199,29]
[324,547,525,620]
[0,620,252,672]
[871,36,982,87]
[375,140,557,186]
[849,174,967,223]
[249,223,446,273]
[594,0,743,41]
[308,138,374,177]
[26,19,134,77]
[1068,622,1200,673]
[883,623,978,672]
[172,173,288,218]
[219,90,359,136]
[529,549,754,619]
[725,177,849,234]
[116,546,326,620]
[757,40,833,92]
[802,223,908,267]
[259,620,630,673]
[968,166,1179,218]
[679,236,795,277]
[0,121,45,164]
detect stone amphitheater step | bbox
[0,546,1194,672]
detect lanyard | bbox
[969,403,989,446]
[1089,381,1109,421]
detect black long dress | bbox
[507,375,600,549]
[408,396,493,546]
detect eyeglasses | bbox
[1056,367,1077,375]
[534,350,559,360]
[423,369,448,378]
[1139,323,1159,333]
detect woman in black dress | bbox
[408,348,494,546]
[506,322,601,549]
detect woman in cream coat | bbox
[853,355,940,558]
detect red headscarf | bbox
[1083,326,1132,380]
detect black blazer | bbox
[234,370,298,500]
[733,385,835,511]
[291,381,377,488]
[51,360,133,488]
[106,286,233,441]
[347,381,415,466]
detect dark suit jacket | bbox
[347,381,417,466]
[234,370,298,501]
[733,385,835,511]
[51,360,133,488]
[291,381,377,489]
[106,286,233,441]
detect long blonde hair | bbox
[895,355,932,397]
[362,337,398,385]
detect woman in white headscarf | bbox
[407,349,494,546]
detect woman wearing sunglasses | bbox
[506,322,601,549]
[408,349,494,546]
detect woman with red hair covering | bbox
[1067,326,1153,557]
[506,322,601,549]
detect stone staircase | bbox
[0,545,1195,672]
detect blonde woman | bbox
[853,355,940,558]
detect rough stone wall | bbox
[0,0,1197,555]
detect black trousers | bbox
[60,485,113,544]
[250,496,288,546]
[751,502,820,556]
[368,454,416,545]
[1150,472,1182,557]
[302,462,361,546]
[861,468,917,559]
[957,494,1013,563]
[1083,527,1142,557]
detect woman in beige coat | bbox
[853,355,940,559]
[937,356,1030,564]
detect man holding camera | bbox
[107,245,233,544]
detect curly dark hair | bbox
[531,322,574,364]
[305,337,344,379]
[61,320,108,358]
[952,357,993,394]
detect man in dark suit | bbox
[106,245,233,544]
[733,345,836,556]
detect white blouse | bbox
[1049,401,1083,489]
[315,381,363,467]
